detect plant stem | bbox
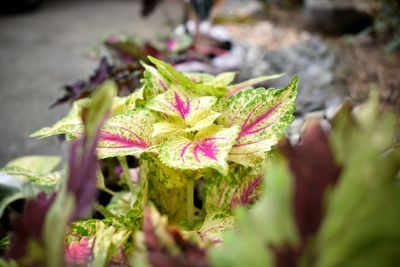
[187,177,194,228]
[118,156,135,195]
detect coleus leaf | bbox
[148,56,196,90]
[218,76,298,167]
[96,109,156,159]
[203,163,264,213]
[159,125,240,175]
[141,154,187,223]
[148,88,221,137]
[0,155,61,189]
[197,211,235,244]
[90,222,129,267]
[142,63,169,97]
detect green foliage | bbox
[209,93,400,267]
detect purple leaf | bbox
[50,57,111,108]
[279,119,341,241]
[67,127,100,219]
[6,192,56,263]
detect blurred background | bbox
[0,0,399,166]
[0,0,181,165]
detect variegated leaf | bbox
[159,125,240,174]
[219,76,298,166]
[203,163,264,213]
[96,109,156,159]
[148,89,221,136]
[142,63,168,95]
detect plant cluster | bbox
[0,57,297,266]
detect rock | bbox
[235,34,347,115]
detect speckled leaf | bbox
[142,63,168,95]
[141,154,187,223]
[96,109,156,159]
[228,73,284,96]
[219,76,298,166]
[159,125,240,174]
[197,211,235,243]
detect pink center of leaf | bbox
[193,138,219,162]
[99,130,148,149]
[238,102,282,139]
[172,92,191,119]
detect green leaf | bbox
[96,109,156,159]
[85,80,118,140]
[159,125,240,175]
[44,191,75,267]
[218,76,298,167]
[316,93,400,267]
[148,56,195,89]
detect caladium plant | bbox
[31,56,298,227]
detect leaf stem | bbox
[187,177,194,228]
[118,156,135,195]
